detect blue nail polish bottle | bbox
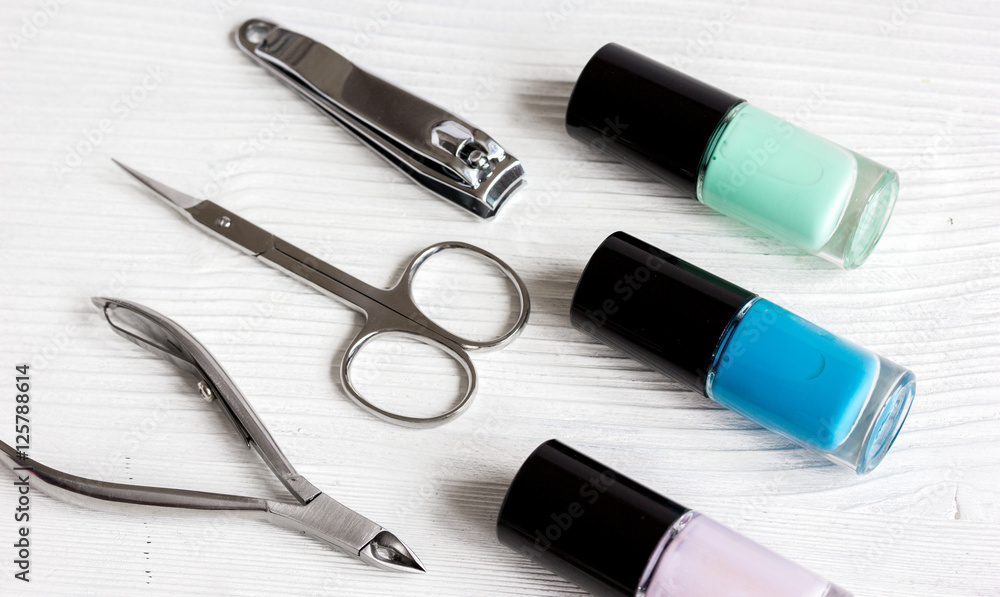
[571,232,916,473]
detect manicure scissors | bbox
[0,297,424,573]
[112,160,530,428]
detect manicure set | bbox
[0,20,918,597]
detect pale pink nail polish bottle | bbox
[497,440,851,597]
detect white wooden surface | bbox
[1,0,998,595]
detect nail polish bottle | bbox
[497,439,853,597]
[571,232,915,473]
[565,43,900,269]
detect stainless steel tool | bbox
[0,297,425,573]
[235,18,526,218]
[113,159,530,427]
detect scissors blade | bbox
[112,159,203,211]
[113,159,278,256]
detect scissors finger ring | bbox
[340,241,530,427]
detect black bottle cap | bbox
[565,43,744,197]
[570,232,755,393]
[496,440,688,597]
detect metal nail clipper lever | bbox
[0,298,425,574]
[235,19,526,219]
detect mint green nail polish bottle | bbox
[566,43,899,269]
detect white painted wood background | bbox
[1,0,998,595]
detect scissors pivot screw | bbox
[198,381,215,402]
[217,216,232,228]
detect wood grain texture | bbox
[1,0,998,595]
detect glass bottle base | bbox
[816,152,899,269]
[827,355,916,474]
[640,512,850,597]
